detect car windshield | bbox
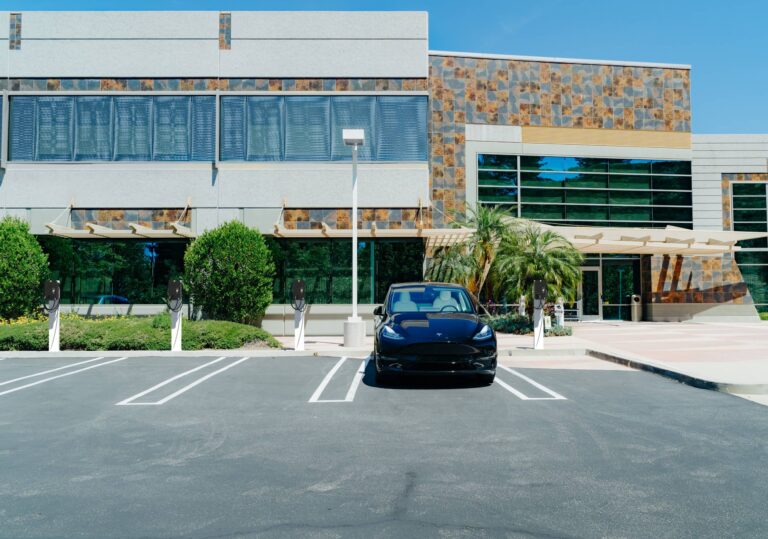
[388,285,475,314]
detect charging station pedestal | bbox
[167,280,183,352]
[44,280,61,352]
[532,280,547,351]
[291,280,307,352]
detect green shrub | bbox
[0,217,49,320]
[0,314,280,351]
[486,313,572,337]
[184,221,275,325]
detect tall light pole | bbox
[343,129,365,347]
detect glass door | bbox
[580,267,601,320]
[601,259,639,321]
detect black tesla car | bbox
[373,282,497,384]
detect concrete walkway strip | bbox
[0,357,128,398]
[0,357,106,387]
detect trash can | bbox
[630,294,642,322]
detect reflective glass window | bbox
[521,188,564,204]
[567,205,609,221]
[478,187,518,203]
[652,176,692,190]
[521,204,565,220]
[733,183,767,196]
[610,175,651,190]
[610,206,652,221]
[610,190,651,206]
[653,207,692,222]
[478,154,516,170]
[478,170,517,187]
[652,191,693,206]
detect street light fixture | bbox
[343,129,365,347]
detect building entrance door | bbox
[579,267,601,320]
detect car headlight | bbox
[472,324,493,341]
[381,325,405,340]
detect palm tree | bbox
[425,204,514,297]
[494,221,584,311]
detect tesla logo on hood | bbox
[436,332,443,337]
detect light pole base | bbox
[343,316,366,348]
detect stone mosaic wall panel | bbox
[71,209,191,231]
[219,12,231,50]
[641,254,752,305]
[428,54,691,226]
[0,78,429,92]
[721,173,768,230]
[9,13,21,50]
[282,208,430,231]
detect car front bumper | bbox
[375,342,497,376]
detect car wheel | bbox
[478,374,495,385]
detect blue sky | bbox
[1,0,764,133]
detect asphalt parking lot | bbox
[1,354,767,539]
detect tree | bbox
[425,204,514,298]
[0,217,49,320]
[184,221,275,325]
[494,221,584,311]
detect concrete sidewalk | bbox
[277,321,768,398]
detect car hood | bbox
[387,312,484,342]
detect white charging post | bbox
[43,280,61,353]
[291,279,307,351]
[167,280,183,352]
[532,280,547,350]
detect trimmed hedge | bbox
[0,314,281,351]
[184,221,275,325]
[486,313,573,337]
[0,217,49,320]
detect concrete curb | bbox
[584,347,768,396]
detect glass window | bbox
[651,160,692,175]
[740,265,768,306]
[114,96,153,161]
[733,209,767,222]
[478,154,516,169]
[388,285,474,314]
[652,191,693,206]
[521,188,564,204]
[608,159,652,174]
[652,176,692,190]
[479,186,518,203]
[610,175,651,190]
[564,174,608,189]
[478,170,517,187]
[653,207,693,222]
[610,190,651,206]
[521,204,565,220]
[521,171,569,187]
[739,237,768,249]
[736,252,768,265]
[611,206,652,221]
[733,222,767,232]
[220,96,246,161]
[733,183,767,196]
[36,96,74,161]
[567,205,609,221]
[733,196,767,209]
[567,189,608,204]
[520,156,607,173]
[153,96,191,161]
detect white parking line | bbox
[0,357,106,387]
[495,365,567,401]
[343,358,368,402]
[117,356,249,406]
[115,356,228,405]
[308,357,347,403]
[0,357,128,397]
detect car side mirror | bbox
[373,305,384,317]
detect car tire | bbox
[478,374,495,385]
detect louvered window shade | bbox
[285,96,331,161]
[220,96,246,161]
[36,97,74,161]
[191,96,216,161]
[246,96,284,161]
[153,96,191,161]
[114,97,152,161]
[74,96,113,161]
[9,97,36,161]
[375,96,428,161]
[330,96,376,161]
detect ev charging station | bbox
[532,279,547,350]
[291,279,307,351]
[167,280,183,352]
[43,280,61,352]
